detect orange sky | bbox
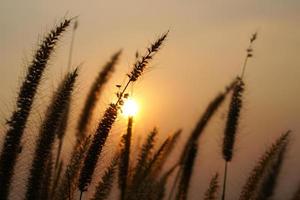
[0,1,300,199]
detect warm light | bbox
[123,98,139,117]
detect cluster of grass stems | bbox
[0,18,298,200]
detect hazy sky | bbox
[0,0,300,199]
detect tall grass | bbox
[39,152,54,200]
[77,50,122,139]
[221,32,257,200]
[171,79,237,200]
[0,18,71,200]
[55,136,91,200]
[0,18,298,200]
[54,20,79,172]
[91,154,119,200]
[239,131,290,200]
[204,173,219,200]
[119,116,133,200]
[221,78,244,200]
[78,32,168,196]
[26,69,78,200]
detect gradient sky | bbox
[0,1,300,199]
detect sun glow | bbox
[123,98,139,117]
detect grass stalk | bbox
[91,155,119,200]
[204,173,219,200]
[77,50,122,139]
[221,162,228,200]
[239,131,290,200]
[119,116,133,200]
[0,19,71,199]
[25,68,78,200]
[78,32,168,194]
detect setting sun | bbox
[123,98,139,117]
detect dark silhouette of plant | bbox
[78,32,168,196]
[239,131,290,200]
[77,50,122,139]
[170,79,237,200]
[252,132,289,200]
[0,18,71,200]
[119,116,133,200]
[25,68,78,200]
[204,173,219,200]
[91,154,119,200]
[221,32,257,200]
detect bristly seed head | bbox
[129,31,169,82]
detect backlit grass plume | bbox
[90,154,119,200]
[25,68,78,200]
[154,165,178,200]
[78,104,118,193]
[119,116,133,200]
[151,129,181,177]
[221,78,244,200]
[252,133,288,200]
[54,108,69,171]
[129,31,168,82]
[204,173,219,200]
[169,80,237,199]
[239,131,290,200]
[222,78,244,162]
[54,20,78,172]
[221,32,257,200]
[0,18,71,199]
[50,160,63,199]
[176,141,198,200]
[39,153,54,200]
[78,32,168,195]
[77,50,122,139]
[55,135,91,200]
[131,128,158,186]
[180,78,238,164]
[116,31,168,102]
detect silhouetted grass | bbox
[171,79,237,200]
[91,154,119,200]
[0,19,71,199]
[26,68,78,200]
[239,131,290,200]
[252,132,288,200]
[55,135,91,200]
[77,50,122,139]
[39,152,54,200]
[204,173,219,200]
[221,78,244,200]
[119,116,133,200]
[78,104,118,193]
[176,141,198,200]
[0,18,298,200]
[78,32,168,195]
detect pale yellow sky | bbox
[0,0,300,199]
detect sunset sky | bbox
[0,1,299,199]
